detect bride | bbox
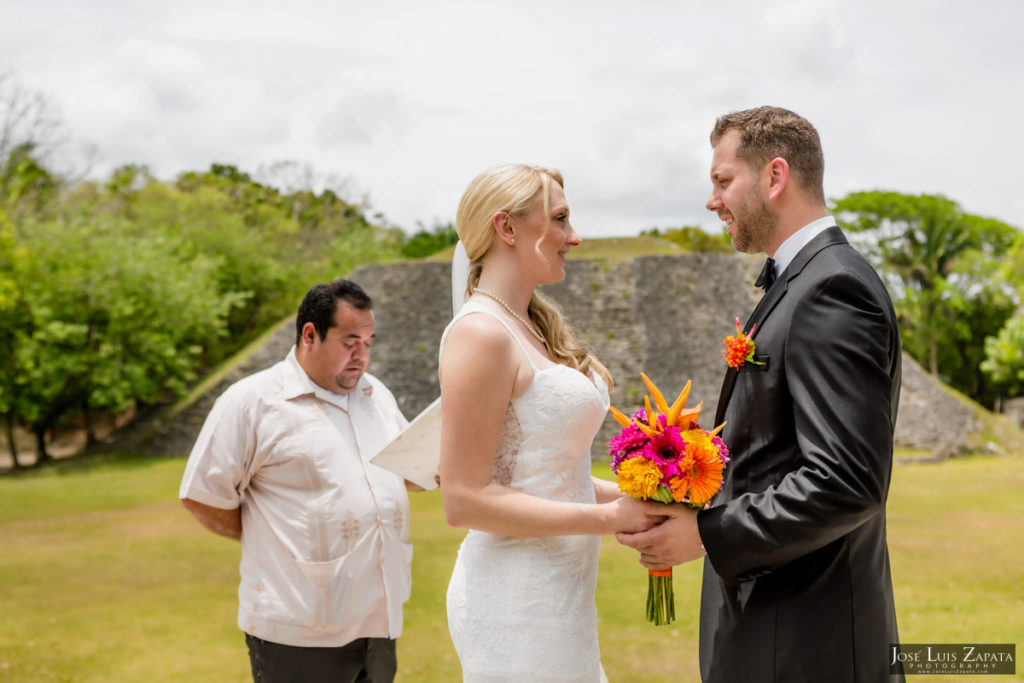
[438,163,665,681]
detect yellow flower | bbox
[616,456,663,500]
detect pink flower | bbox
[608,411,651,473]
[642,426,686,481]
[711,435,730,464]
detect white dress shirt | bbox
[771,215,837,279]
[180,347,411,647]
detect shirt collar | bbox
[771,215,836,277]
[282,346,370,410]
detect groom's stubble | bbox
[728,182,779,255]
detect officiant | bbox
[180,277,421,683]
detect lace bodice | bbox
[440,302,609,501]
[440,302,610,682]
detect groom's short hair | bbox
[711,106,825,204]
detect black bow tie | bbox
[755,257,776,292]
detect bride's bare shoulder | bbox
[442,312,515,362]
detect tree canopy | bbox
[1,76,413,464]
[833,191,1020,407]
[641,225,733,253]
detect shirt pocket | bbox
[748,352,770,372]
[291,552,375,631]
[243,550,368,632]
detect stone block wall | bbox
[147,253,980,459]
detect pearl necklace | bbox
[473,289,546,345]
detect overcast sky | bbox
[3,0,1023,237]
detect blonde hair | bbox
[455,163,612,390]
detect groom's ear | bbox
[766,157,789,201]
[492,211,516,246]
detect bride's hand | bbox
[606,496,669,534]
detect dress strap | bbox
[439,301,540,372]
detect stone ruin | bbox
[143,253,981,461]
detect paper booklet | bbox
[371,397,441,490]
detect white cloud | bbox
[2,0,1023,235]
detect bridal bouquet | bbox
[607,374,729,625]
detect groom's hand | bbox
[615,503,706,570]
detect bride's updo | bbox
[456,163,612,390]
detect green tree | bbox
[169,163,401,353]
[0,209,29,466]
[1,73,66,464]
[401,221,459,259]
[1,98,404,464]
[924,272,1015,407]
[641,225,732,253]
[1,72,65,221]
[833,192,1018,395]
[997,230,1024,300]
[981,317,1024,399]
[981,232,1024,402]
[1,143,58,215]
[11,206,245,459]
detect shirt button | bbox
[377,518,384,526]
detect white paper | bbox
[371,397,441,490]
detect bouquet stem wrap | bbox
[646,568,675,625]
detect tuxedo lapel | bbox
[714,368,738,427]
[744,276,787,335]
[713,284,785,426]
[714,227,848,425]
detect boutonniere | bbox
[722,317,763,369]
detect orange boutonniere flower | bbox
[722,317,763,369]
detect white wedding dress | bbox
[441,302,611,682]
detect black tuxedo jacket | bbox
[696,227,904,682]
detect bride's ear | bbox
[492,211,516,246]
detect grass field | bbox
[1,453,1022,682]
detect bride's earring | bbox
[494,212,516,247]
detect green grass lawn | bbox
[1,454,1022,682]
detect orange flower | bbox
[610,374,722,439]
[722,317,762,369]
[669,429,726,507]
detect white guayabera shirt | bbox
[180,347,411,647]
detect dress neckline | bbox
[513,361,605,405]
[446,302,605,398]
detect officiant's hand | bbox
[615,503,706,570]
[403,474,441,492]
[606,496,670,534]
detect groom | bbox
[618,106,903,682]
